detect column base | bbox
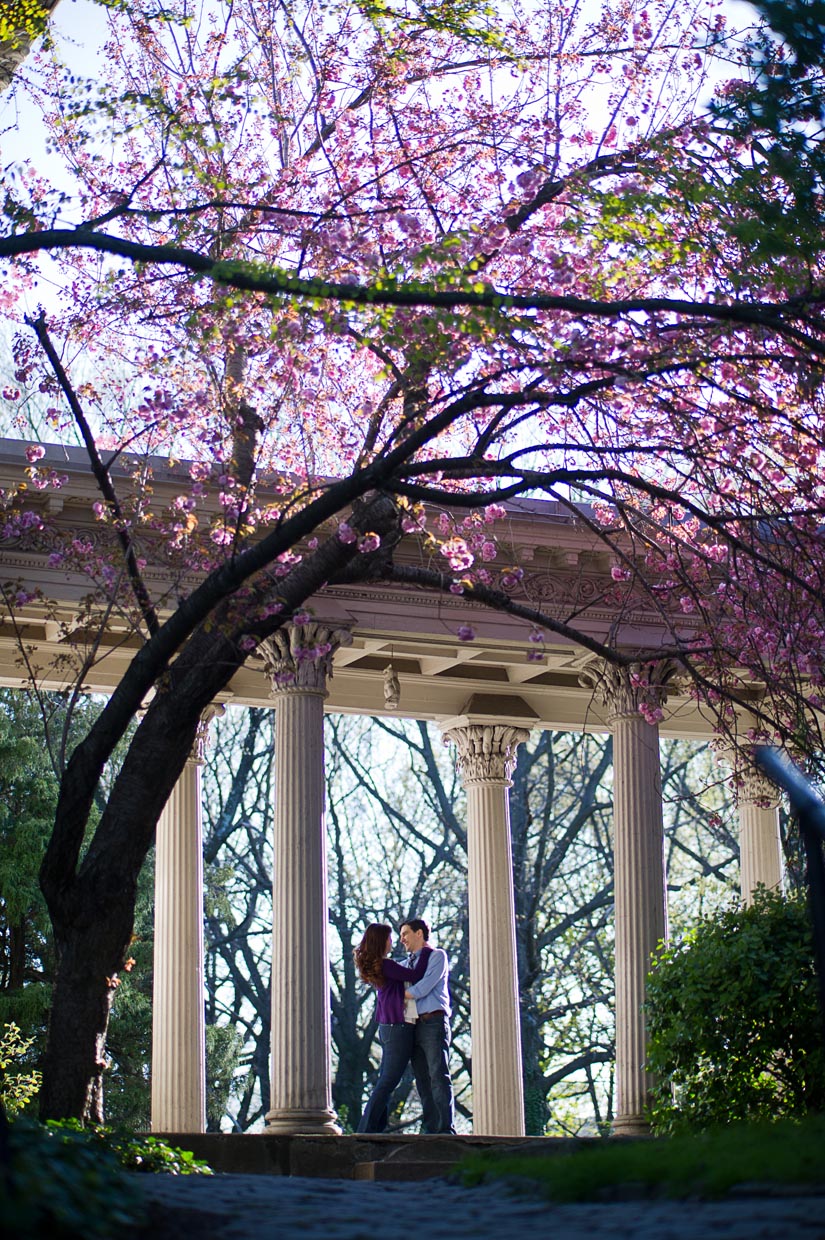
[611,1113,651,1137]
[473,1122,526,1138]
[265,1107,341,1135]
[151,1113,205,1135]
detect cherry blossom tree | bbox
[0,0,63,92]
[0,0,824,1120]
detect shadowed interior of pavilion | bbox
[0,440,785,1152]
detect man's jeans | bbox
[412,1012,455,1133]
[357,1023,415,1133]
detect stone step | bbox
[354,1160,455,1181]
[151,1131,585,1179]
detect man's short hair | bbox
[402,917,430,940]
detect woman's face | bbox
[385,934,392,956]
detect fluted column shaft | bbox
[443,721,531,1136]
[585,662,672,1136]
[262,624,350,1134]
[152,756,206,1133]
[737,772,783,902]
[612,706,666,1134]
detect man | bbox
[400,918,456,1134]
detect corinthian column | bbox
[261,622,351,1134]
[152,705,224,1133]
[737,768,783,902]
[442,720,531,1136]
[583,661,672,1136]
[714,743,784,903]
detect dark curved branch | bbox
[26,312,160,637]
[3,228,824,350]
[39,490,399,905]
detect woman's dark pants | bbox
[357,1023,414,1133]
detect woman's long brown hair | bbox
[354,923,391,988]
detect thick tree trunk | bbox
[40,699,201,1121]
[38,495,398,1121]
[38,624,265,1119]
[40,597,260,1119]
[40,918,130,1122]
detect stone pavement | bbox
[136,1173,825,1240]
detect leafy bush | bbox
[2,1116,145,1239]
[1,1115,212,1240]
[45,1118,214,1174]
[646,888,825,1132]
[0,1023,41,1117]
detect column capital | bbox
[579,658,677,725]
[441,721,531,787]
[260,623,352,697]
[189,699,229,766]
[737,768,781,808]
[713,742,782,809]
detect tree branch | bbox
[26,312,161,637]
[4,228,824,351]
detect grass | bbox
[457,1116,825,1201]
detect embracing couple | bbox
[354,917,455,1134]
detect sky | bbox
[1,0,764,171]
[0,0,768,429]
[0,0,108,165]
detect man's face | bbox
[400,923,425,954]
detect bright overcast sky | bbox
[0,0,108,163]
[1,0,764,160]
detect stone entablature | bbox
[0,438,721,737]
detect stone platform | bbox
[135,1172,825,1240]
[151,1132,582,1180]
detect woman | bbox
[354,922,431,1133]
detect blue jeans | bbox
[357,1023,415,1133]
[412,1012,455,1133]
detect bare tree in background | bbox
[200,709,740,1133]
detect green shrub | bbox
[45,1118,214,1174]
[1,1116,212,1239]
[2,1116,145,1239]
[646,888,825,1132]
[0,1023,41,1117]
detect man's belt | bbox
[417,1010,446,1021]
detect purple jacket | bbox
[373,946,432,1024]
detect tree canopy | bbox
[1,0,823,742]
